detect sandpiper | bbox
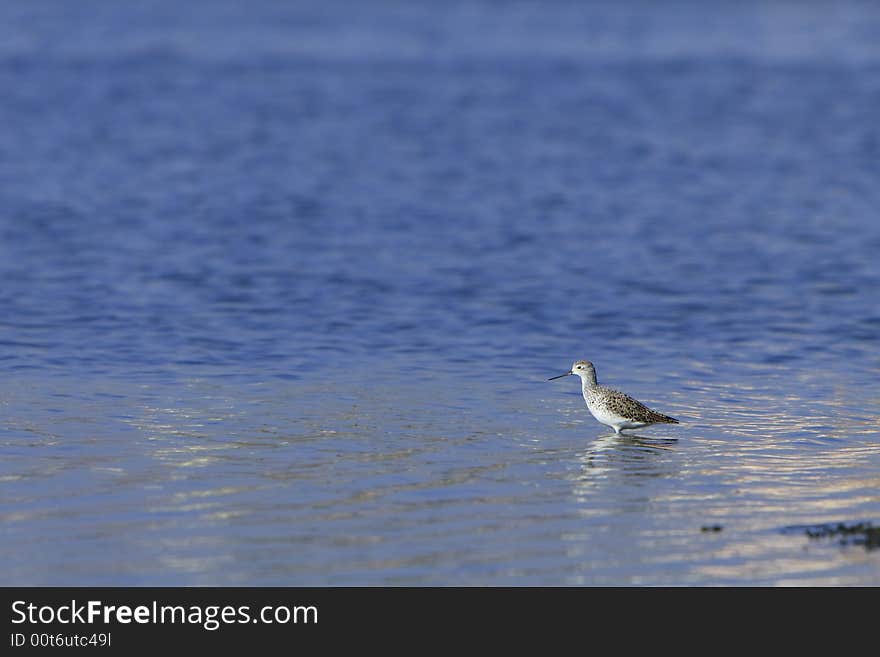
[549,360,679,434]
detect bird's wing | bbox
[601,387,676,423]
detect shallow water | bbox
[1,0,879,585]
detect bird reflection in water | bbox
[571,432,680,493]
[592,432,678,452]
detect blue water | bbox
[1,0,879,585]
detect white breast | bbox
[585,401,629,428]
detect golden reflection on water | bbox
[550,373,880,584]
[671,375,878,441]
[114,396,271,534]
[124,398,242,468]
[7,372,870,584]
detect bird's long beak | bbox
[548,371,572,381]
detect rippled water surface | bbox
[1,0,879,585]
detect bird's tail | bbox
[659,414,679,424]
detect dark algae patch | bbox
[783,522,880,550]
